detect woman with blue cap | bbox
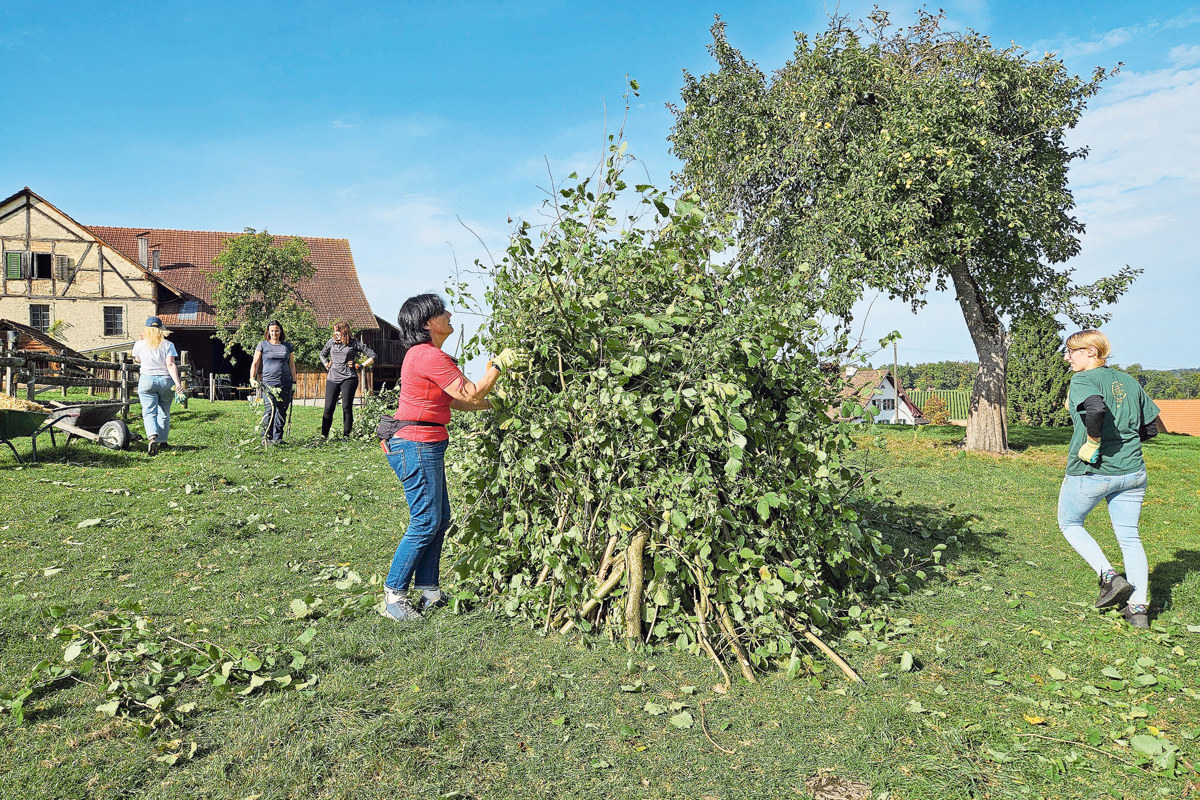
[131,316,184,455]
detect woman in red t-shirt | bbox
[381,293,512,621]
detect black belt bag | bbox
[376,415,445,441]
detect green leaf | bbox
[1130,734,1164,756]
[1047,667,1067,681]
[63,643,83,662]
[899,651,914,672]
[643,701,667,715]
[96,700,120,716]
[241,655,263,672]
[668,711,694,729]
[297,627,317,645]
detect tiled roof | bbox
[0,318,89,360]
[85,226,378,332]
[837,368,888,402]
[836,368,926,418]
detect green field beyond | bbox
[1,401,1197,799]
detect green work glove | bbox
[1077,436,1101,466]
[250,377,260,389]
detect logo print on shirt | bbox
[1111,381,1127,409]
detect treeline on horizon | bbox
[868,361,1200,400]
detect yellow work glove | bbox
[1077,436,1101,466]
[492,347,529,373]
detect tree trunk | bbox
[947,256,1009,453]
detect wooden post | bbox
[119,353,130,418]
[2,335,13,397]
[209,371,216,402]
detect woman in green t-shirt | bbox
[1058,330,1160,629]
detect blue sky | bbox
[3,1,1197,368]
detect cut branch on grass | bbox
[716,603,756,684]
[784,614,863,684]
[698,699,736,754]
[624,532,648,650]
[560,558,626,635]
[1012,733,1138,767]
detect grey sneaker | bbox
[1122,604,1149,629]
[381,595,422,622]
[1095,572,1134,608]
[147,435,160,456]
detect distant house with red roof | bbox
[0,187,400,391]
[834,367,927,425]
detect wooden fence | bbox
[0,349,196,417]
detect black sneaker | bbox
[1095,572,1134,608]
[1122,604,1149,629]
[418,589,448,612]
[147,435,159,456]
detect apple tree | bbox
[669,11,1138,452]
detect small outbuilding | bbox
[835,367,927,425]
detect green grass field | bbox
[1,401,1197,799]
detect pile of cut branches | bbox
[450,139,884,681]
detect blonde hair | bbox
[1065,329,1110,360]
[144,326,167,348]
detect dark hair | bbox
[332,319,352,343]
[396,293,445,349]
[264,320,286,342]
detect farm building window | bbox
[32,253,53,279]
[880,398,896,411]
[103,307,125,337]
[29,304,51,333]
[3,252,76,280]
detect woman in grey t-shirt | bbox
[319,320,375,438]
[250,320,298,444]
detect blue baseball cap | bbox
[146,316,163,328]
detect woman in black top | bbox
[319,320,376,438]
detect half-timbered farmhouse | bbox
[0,187,401,393]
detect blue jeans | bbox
[1057,467,1148,605]
[384,438,450,592]
[261,382,293,442]
[137,374,175,442]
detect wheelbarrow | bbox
[33,400,133,453]
[0,408,51,464]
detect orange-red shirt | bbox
[392,343,465,442]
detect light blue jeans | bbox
[384,438,450,593]
[137,374,175,443]
[1057,467,1148,605]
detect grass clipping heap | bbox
[451,145,883,681]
